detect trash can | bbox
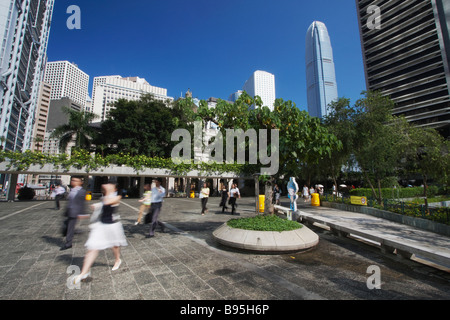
[85,192,92,201]
[311,193,320,207]
[259,195,265,213]
[190,191,195,198]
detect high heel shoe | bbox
[73,271,90,285]
[112,259,122,271]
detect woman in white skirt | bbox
[74,183,127,284]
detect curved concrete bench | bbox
[212,223,319,253]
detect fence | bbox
[320,193,450,226]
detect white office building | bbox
[242,70,276,110]
[0,0,54,152]
[43,61,89,108]
[92,76,173,121]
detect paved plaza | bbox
[0,196,449,301]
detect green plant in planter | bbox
[227,215,302,232]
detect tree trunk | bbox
[363,170,378,203]
[423,174,428,212]
[377,178,383,205]
[264,177,274,215]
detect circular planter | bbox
[212,223,319,253]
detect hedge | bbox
[349,186,439,199]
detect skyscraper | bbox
[356,0,450,136]
[0,0,54,151]
[43,61,89,108]
[242,70,276,111]
[305,21,339,119]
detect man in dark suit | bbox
[61,176,86,250]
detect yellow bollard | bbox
[311,193,320,207]
[259,195,265,213]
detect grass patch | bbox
[227,215,302,232]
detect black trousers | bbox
[55,194,64,209]
[229,197,237,214]
[148,202,164,236]
[201,197,208,213]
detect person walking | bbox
[302,184,309,202]
[61,177,86,251]
[273,184,281,205]
[73,183,127,285]
[200,182,210,215]
[146,178,166,238]
[135,184,152,225]
[229,183,240,215]
[219,186,229,213]
[54,183,66,210]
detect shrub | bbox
[227,215,302,232]
[349,186,439,199]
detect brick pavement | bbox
[0,197,449,301]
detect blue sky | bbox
[47,0,367,111]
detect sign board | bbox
[351,196,367,206]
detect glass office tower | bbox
[305,21,339,119]
[356,0,450,136]
[0,0,54,151]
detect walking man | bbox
[146,178,166,238]
[61,176,86,250]
[54,183,66,210]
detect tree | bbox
[351,91,407,204]
[322,97,355,197]
[50,107,98,153]
[404,126,450,210]
[196,92,340,214]
[96,94,194,157]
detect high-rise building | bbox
[356,0,450,135]
[0,0,54,151]
[43,61,89,108]
[242,70,276,110]
[91,76,173,121]
[30,81,51,152]
[305,21,339,119]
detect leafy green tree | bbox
[403,126,450,210]
[196,92,340,214]
[351,91,407,204]
[96,94,194,157]
[50,107,98,153]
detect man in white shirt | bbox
[229,183,240,215]
[146,178,166,238]
[54,183,66,210]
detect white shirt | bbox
[230,187,240,198]
[151,186,166,203]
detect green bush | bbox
[350,186,438,199]
[227,215,302,232]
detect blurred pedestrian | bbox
[200,182,210,215]
[219,186,229,213]
[61,177,86,250]
[73,183,127,285]
[146,178,166,238]
[135,184,152,225]
[302,184,309,202]
[54,183,66,210]
[273,184,281,205]
[229,183,240,215]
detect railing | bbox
[320,193,450,226]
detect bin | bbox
[190,191,195,198]
[85,192,92,201]
[259,195,265,213]
[311,193,320,207]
